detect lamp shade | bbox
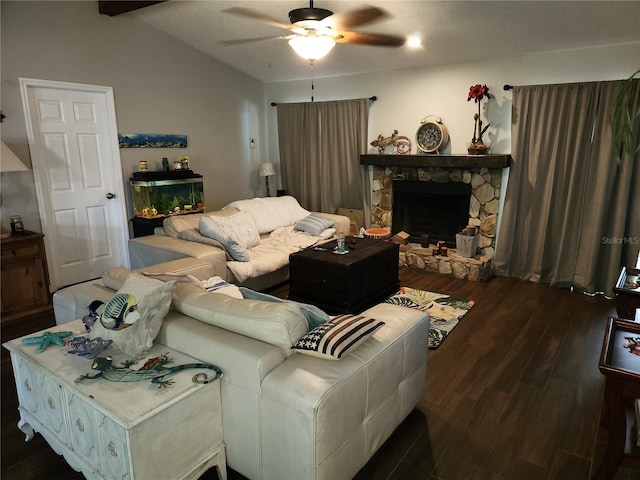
[289,35,335,62]
[1,142,28,172]
[259,162,276,177]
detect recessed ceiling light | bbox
[407,36,422,48]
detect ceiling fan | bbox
[222,1,405,62]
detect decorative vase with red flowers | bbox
[467,84,491,155]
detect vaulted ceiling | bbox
[103,1,640,83]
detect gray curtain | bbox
[495,80,640,294]
[276,98,370,214]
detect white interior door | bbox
[20,78,130,289]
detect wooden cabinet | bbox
[4,320,227,480]
[1,232,52,324]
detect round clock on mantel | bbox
[416,116,449,153]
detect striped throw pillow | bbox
[292,314,384,360]
[294,214,334,236]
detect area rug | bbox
[384,287,475,349]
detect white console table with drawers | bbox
[3,320,226,480]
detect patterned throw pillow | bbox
[292,314,384,360]
[89,274,176,359]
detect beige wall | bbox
[3,0,639,236]
[265,42,640,234]
[1,0,269,234]
[266,43,640,162]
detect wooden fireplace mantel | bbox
[360,154,511,169]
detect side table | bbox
[614,266,640,321]
[3,320,226,480]
[593,317,640,480]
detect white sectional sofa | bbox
[53,257,429,480]
[128,196,350,290]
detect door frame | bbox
[19,78,130,289]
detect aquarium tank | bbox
[130,171,204,218]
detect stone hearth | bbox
[399,243,493,281]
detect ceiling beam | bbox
[98,1,166,17]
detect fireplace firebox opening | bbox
[392,180,472,248]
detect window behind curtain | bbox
[495,80,640,294]
[276,98,370,215]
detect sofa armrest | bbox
[260,304,429,479]
[53,280,116,325]
[128,234,228,274]
[313,212,351,235]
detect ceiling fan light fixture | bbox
[289,35,335,62]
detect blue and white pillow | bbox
[295,214,334,237]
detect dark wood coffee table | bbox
[289,236,399,314]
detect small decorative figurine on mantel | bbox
[370,130,412,155]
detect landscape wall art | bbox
[118,133,187,148]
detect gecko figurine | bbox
[75,353,223,388]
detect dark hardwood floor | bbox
[2,267,639,480]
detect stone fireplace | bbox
[361,154,511,281]
[392,179,472,247]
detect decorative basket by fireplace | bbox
[455,233,478,258]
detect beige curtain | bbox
[495,80,640,294]
[276,98,370,214]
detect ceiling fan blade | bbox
[223,7,293,31]
[220,35,292,46]
[328,6,389,30]
[336,31,405,47]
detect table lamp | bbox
[259,162,276,197]
[2,141,29,173]
[1,141,29,237]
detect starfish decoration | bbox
[22,331,73,353]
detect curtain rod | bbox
[503,85,514,90]
[271,96,377,106]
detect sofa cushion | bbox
[239,286,329,329]
[163,213,205,238]
[225,196,310,233]
[292,314,385,360]
[171,283,309,357]
[295,214,335,236]
[89,273,176,359]
[178,228,224,248]
[163,208,239,238]
[199,211,261,262]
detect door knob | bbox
[106,193,116,199]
